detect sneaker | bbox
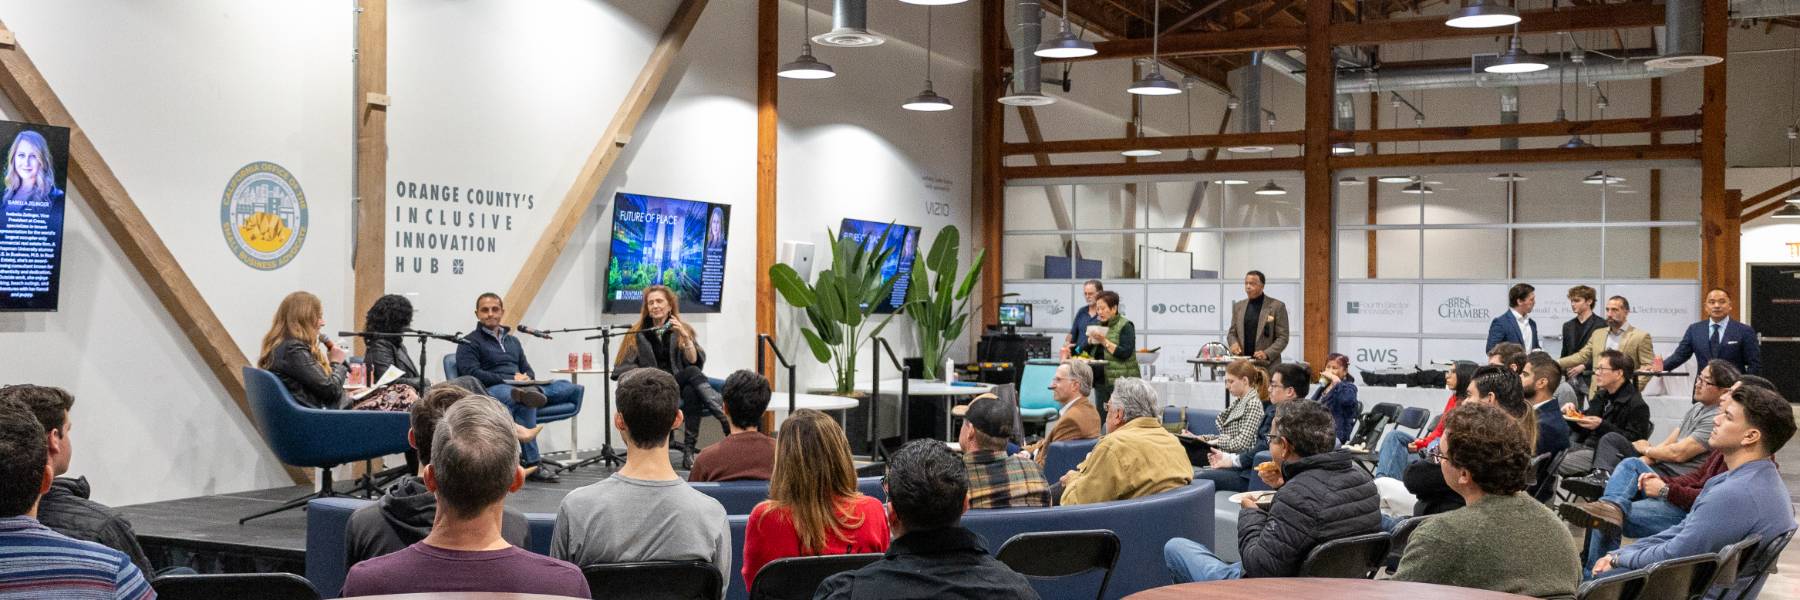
[525,465,561,483]
[1560,471,1607,500]
[1559,500,1624,534]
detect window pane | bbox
[1652,226,1700,279]
[1337,230,1370,280]
[1143,180,1219,229]
[1003,233,1071,279]
[1072,234,1139,279]
[1072,183,1131,230]
[1003,184,1073,231]
[1374,230,1421,279]
[1336,178,1371,226]
[1417,173,1508,225]
[1225,178,1303,227]
[1224,230,1300,280]
[1422,229,1506,279]
[1373,180,1422,225]
[1142,231,1222,279]
[1515,228,1603,279]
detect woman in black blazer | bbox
[257,291,352,410]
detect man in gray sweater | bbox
[1593,383,1797,594]
[550,369,730,591]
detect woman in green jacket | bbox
[1073,290,1139,406]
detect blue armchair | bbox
[443,354,583,427]
[240,367,411,524]
[1042,438,1101,486]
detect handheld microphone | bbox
[516,325,554,340]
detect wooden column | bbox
[0,20,310,483]
[976,0,1004,329]
[1698,0,1732,312]
[501,0,709,322]
[756,0,778,382]
[1302,0,1333,370]
[1122,63,1141,277]
[1365,92,1378,278]
[1648,78,1662,278]
[353,0,388,354]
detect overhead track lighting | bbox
[1127,1,1182,96]
[1253,180,1287,196]
[778,0,837,80]
[1445,0,1520,29]
[903,7,953,111]
[1036,0,1096,58]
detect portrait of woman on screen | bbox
[2,129,63,209]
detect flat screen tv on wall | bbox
[604,192,730,314]
[0,121,71,312]
[838,218,920,314]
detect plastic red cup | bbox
[582,352,593,370]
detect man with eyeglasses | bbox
[1556,350,1652,479]
[1566,359,1741,499]
[1017,361,1101,466]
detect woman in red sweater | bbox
[741,409,890,586]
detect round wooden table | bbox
[1123,579,1536,600]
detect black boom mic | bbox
[516,325,554,340]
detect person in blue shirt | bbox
[1065,279,1103,356]
[1591,383,1796,596]
[1311,353,1359,444]
[454,293,582,483]
[1656,289,1761,376]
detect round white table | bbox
[549,368,609,462]
[819,379,996,442]
[766,392,860,429]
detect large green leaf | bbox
[799,328,833,363]
[814,272,846,325]
[955,248,987,300]
[769,263,816,308]
[926,225,959,274]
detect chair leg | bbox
[239,464,340,525]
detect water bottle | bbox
[944,358,956,384]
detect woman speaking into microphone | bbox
[614,285,729,468]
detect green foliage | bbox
[902,225,998,380]
[769,224,900,394]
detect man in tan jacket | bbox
[1558,295,1655,395]
[1058,378,1192,506]
[1020,361,1103,466]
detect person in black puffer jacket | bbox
[1165,401,1381,581]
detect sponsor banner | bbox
[1421,283,1509,336]
[1337,283,1421,335]
[1337,336,1420,379]
[1143,283,1224,331]
[1420,337,1487,367]
[1140,334,1212,377]
[1004,282,1076,333]
[1603,283,1700,340]
[1110,283,1148,329]
[1526,282,1580,328]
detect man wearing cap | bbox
[959,395,1052,509]
[1018,361,1103,466]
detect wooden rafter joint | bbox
[614,133,632,148]
[364,92,391,108]
[0,30,15,47]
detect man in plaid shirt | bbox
[959,394,1051,509]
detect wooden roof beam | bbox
[1005,130,1303,155]
[1331,143,1700,170]
[1330,3,1663,45]
[1334,115,1701,145]
[1003,156,1302,180]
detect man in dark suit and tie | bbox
[1228,271,1290,364]
[1486,283,1540,353]
[1657,289,1761,375]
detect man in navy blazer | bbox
[1486,283,1541,352]
[1659,289,1761,375]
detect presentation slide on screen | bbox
[604,192,730,313]
[0,121,70,312]
[839,218,919,313]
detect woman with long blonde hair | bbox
[258,291,351,409]
[740,410,889,584]
[612,284,725,468]
[2,130,61,207]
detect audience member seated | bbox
[1393,402,1581,597]
[1521,354,1573,458]
[0,385,153,577]
[1488,342,1527,374]
[346,385,528,568]
[361,293,485,396]
[960,394,1051,509]
[1388,366,1537,518]
[817,440,1038,600]
[1558,350,1652,477]
[1193,360,1271,493]
[1018,360,1102,465]
[1164,401,1380,581]
[1058,378,1192,506]
[551,368,731,588]
[1567,360,1738,497]
[341,399,588,596]
[0,397,153,599]
[742,409,889,585]
[258,290,353,410]
[455,292,579,482]
[1376,361,1473,479]
[1591,383,1798,583]
[1311,353,1360,444]
[689,370,777,483]
[1199,362,1308,493]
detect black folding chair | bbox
[1703,534,1763,599]
[1394,406,1431,436]
[582,560,722,600]
[996,530,1122,600]
[1721,528,1797,600]
[1299,532,1391,579]
[749,553,884,600]
[1637,553,1719,600]
[1527,450,1566,503]
[152,573,320,600]
[1384,515,1431,575]
[1577,568,1648,600]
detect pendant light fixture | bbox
[1214,178,1249,185]
[1337,176,1365,186]
[902,7,953,112]
[1127,1,1181,96]
[1488,173,1528,182]
[1446,0,1520,28]
[1121,112,1161,157]
[1581,171,1625,185]
[778,0,837,80]
[1485,27,1548,74]
[1401,181,1435,194]
[1036,0,1096,58]
[899,0,965,4]
[1253,180,1287,196]
[813,0,884,48]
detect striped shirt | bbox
[0,516,154,600]
[963,451,1051,509]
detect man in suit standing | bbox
[1486,283,1540,353]
[1657,289,1761,375]
[1559,296,1656,396]
[1228,271,1289,364]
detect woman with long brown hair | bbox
[258,291,413,411]
[741,409,888,584]
[612,284,725,468]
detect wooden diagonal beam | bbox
[352,0,387,357]
[502,0,709,323]
[1176,107,1234,252]
[0,19,309,483]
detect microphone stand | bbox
[338,330,466,388]
[561,327,633,470]
[755,334,798,415]
[869,337,910,460]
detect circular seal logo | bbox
[220,161,307,270]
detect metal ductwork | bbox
[1498,86,1520,151]
[1263,50,1682,94]
[1648,0,1722,69]
[1227,51,1275,153]
[1732,0,1800,20]
[1000,0,1056,106]
[812,0,883,48]
[1333,93,1356,154]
